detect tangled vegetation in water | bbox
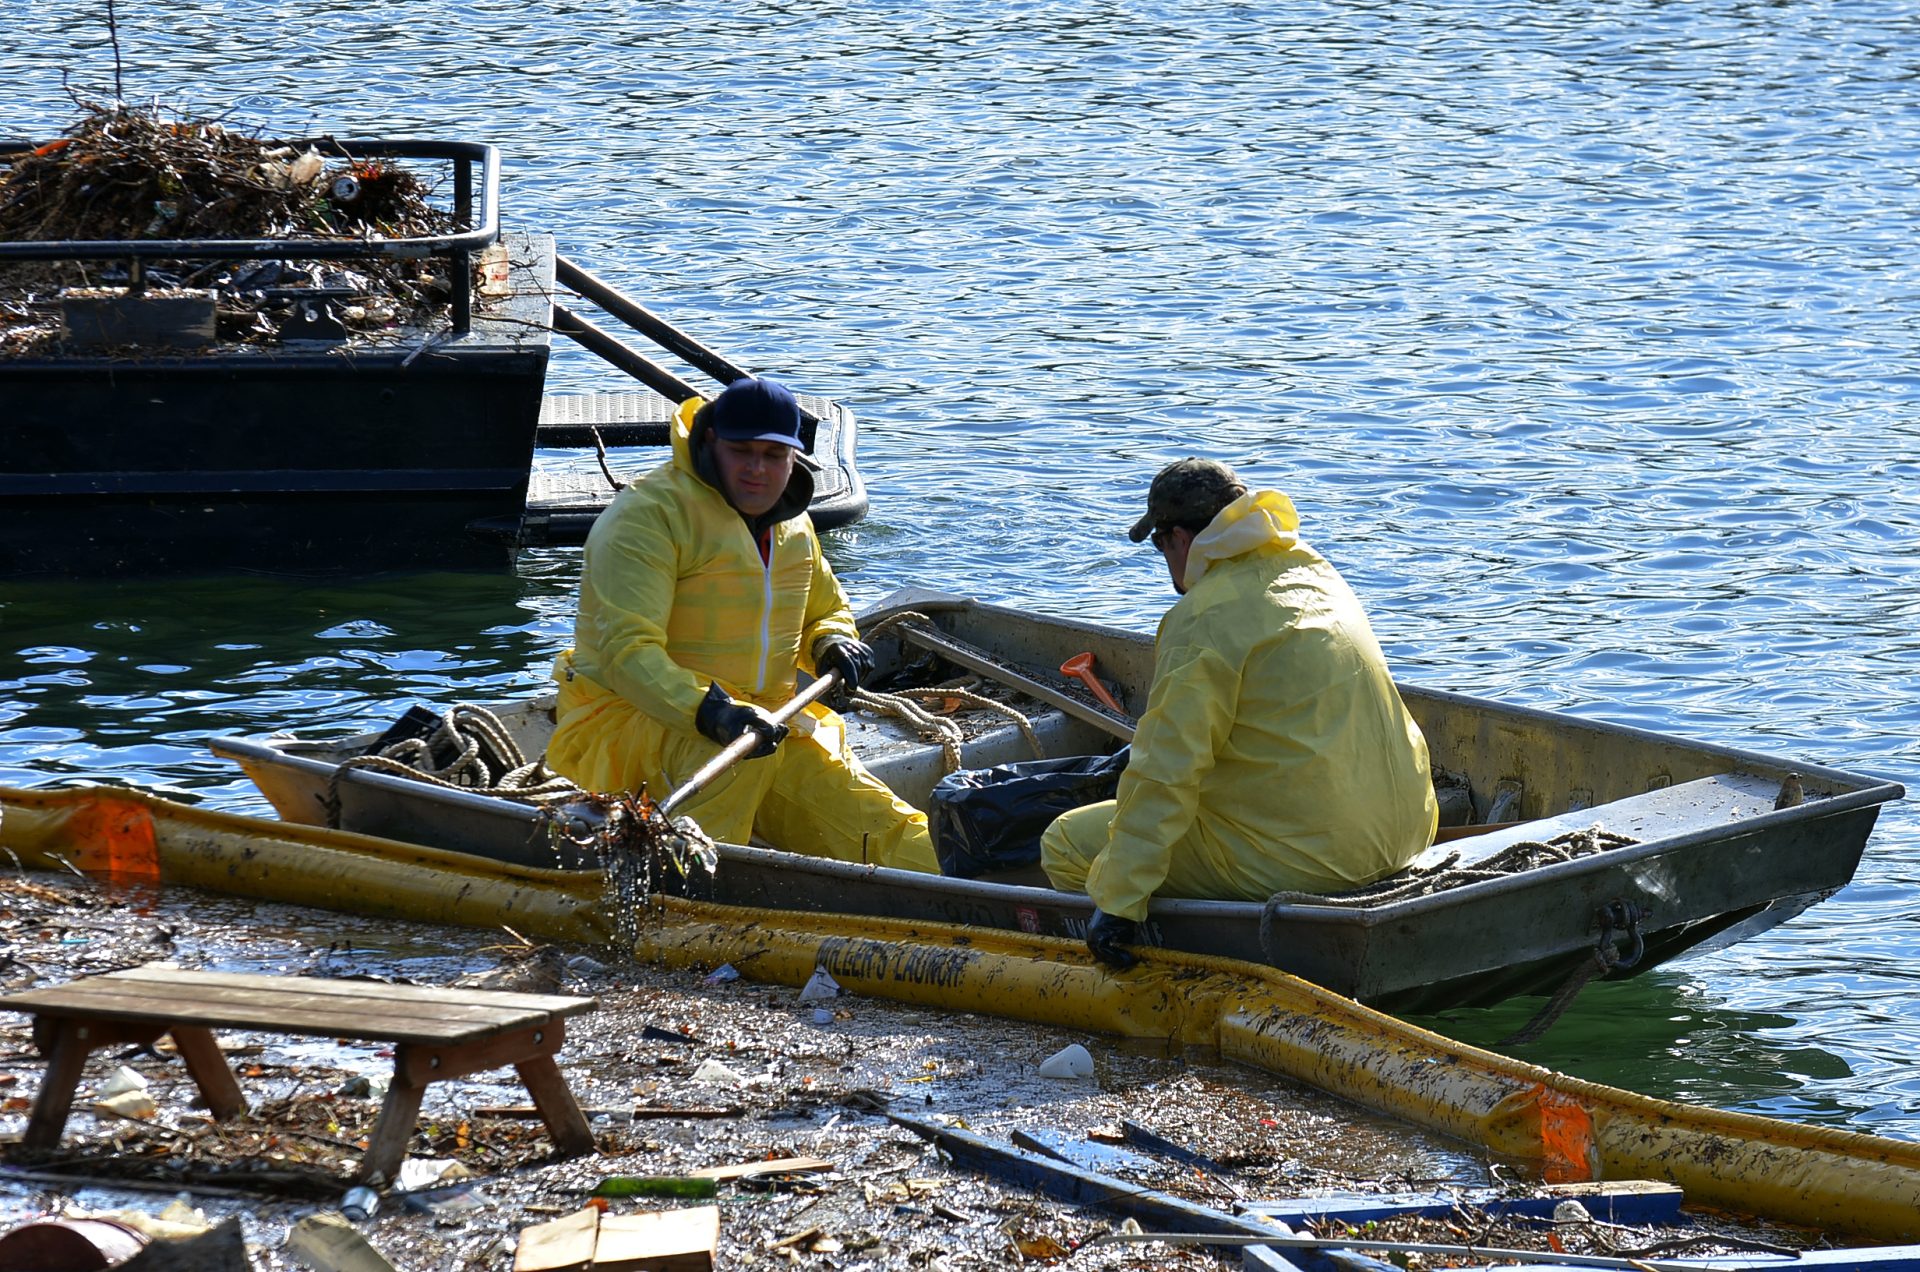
[0,103,452,245]
[0,103,465,352]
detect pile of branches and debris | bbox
[0,104,463,353]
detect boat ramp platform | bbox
[515,387,867,549]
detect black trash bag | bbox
[930,747,1130,878]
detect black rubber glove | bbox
[693,682,787,758]
[1085,909,1141,971]
[812,635,874,707]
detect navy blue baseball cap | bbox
[707,377,805,449]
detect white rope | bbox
[858,686,1045,762]
[851,688,967,772]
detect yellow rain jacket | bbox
[545,397,936,872]
[1042,489,1436,920]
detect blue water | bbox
[5,1,1918,1137]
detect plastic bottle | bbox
[478,244,513,297]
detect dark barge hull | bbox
[2,334,550,576]
[1,134,866,577]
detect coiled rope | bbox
[1260,826,1637,914]
[850,685,1046,773]
[862,609,938,644]
[325,610,1051,831]
[853,610,1047,771]
[324,704,581,828]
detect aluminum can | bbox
[340,1185,380,1222]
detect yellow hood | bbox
[1182,489,1300,591]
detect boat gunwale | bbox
[929,595,1902,790]
[209,732,599,826]
[210,735,1889,933]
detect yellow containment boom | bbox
[0,784,609,947]
[5,783,1919,1241]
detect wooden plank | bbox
[95,967,588,1018]
[594,1206,720,1272]
[515,1205,600,1272]
[687,1156,832,1181]
[97,965,595,1015]
[396,1021,567,1087]
[3,976,555,1028]
[472,1105,633,1121]
[3,972,583,1041]
[1012,1127,1159,1175]
[170,1025,246,1120]
[4,985,538,1045]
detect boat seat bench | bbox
[0,964,597,1183]
[1409,771,1784,872]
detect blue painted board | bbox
[888,1114,1386,1272]
[1123,1118,1231,1173]
[1245,1245,1314,1272]
[1243,1184,1683,1229]
[1466,1253,1920,1272]
[1012,1127,1159,1174]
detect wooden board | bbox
[687,1156,831,1181]
[0,965,594,1047]
[513,1206,599,1272]
[595,1207,720,1272]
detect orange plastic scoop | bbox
[1060,652,1125,716]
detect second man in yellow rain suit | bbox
[545,377,937,872]
[1041,458,1436,967]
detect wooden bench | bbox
[1407,772,1781,872]
[0,964,597,1183]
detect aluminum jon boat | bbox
[211,588,1904,1013]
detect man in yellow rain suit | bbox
[1040,458,1436,968]
[545,377,937,872]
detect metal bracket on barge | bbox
[0,134,866,577]
[507,388,867,548]
[495,252,869,549]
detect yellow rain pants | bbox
[1042,489,1436,919]
[545,397,936,873]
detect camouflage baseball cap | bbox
[1128,458,1249,542]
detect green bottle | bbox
[591,1176,719,1199]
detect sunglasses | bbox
[1149,526,1175,552]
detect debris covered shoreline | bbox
[0,872,1825,1270]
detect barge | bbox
[0,136,865,578]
